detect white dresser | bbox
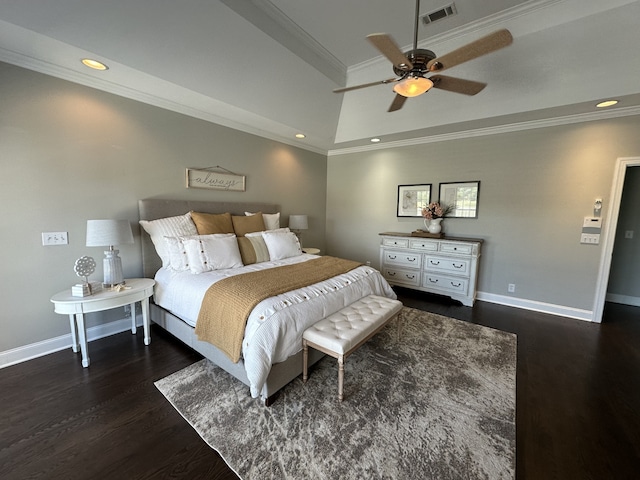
[379,232,483,306]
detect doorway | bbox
[593,157,640,322]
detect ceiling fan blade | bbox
[388,94,407,112]
[427,29,513,72]
[430,75,487,95]
[333,77,400,94]
[367,33,413,71]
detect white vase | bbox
[426,218,443,234]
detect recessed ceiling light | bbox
[596,100,618,108]
[295,133,306,139]
[81,59,108,71]
[370,138,381,143]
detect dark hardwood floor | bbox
[1,290,639,479]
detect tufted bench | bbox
[302,294,403,401]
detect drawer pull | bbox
[450,282,462,287]
[430,260,440,266]
[389,255,397,260]
[407,257,416,262]
[388,272,396,276]
[453,263,464,269]
[406,274,415,279]
[428,278,439,283]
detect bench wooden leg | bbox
[338,354,344,402]
[302,341,308,383]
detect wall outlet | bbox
[508,283,516,293]
[366,261,371,266]
[42,232,68,245]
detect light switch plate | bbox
[580,233,600,244]
[42,232,68,245]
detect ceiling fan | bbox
[333,0,513,112]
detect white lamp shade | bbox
[86,219,134,247]
[289,215,308,230]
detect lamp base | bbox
[103,249,125,288]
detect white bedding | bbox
[154,254,396,397]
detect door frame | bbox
[593,156,640,322]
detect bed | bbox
[138,198,397,404]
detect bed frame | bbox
[138,198,324,405]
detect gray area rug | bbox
[155,307,516,479]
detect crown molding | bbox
[328,105,640,156]
[220,0,346,85]
[0,46,327,156]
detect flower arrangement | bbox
[421,202,452,220]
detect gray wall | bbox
[608,166,640,302]
[326,117,640,312]
[0,62,327,353]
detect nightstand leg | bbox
[76,313,90,368]
[69,314,79,353]
[142,298,151,346]
[130,302,136,334]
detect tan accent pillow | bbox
[232,213,265,237]
[237,235,271,265]
[190,211,234,235]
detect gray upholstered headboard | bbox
[138,198,279,278]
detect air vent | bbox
[421,3,457,25]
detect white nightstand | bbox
[302,247,321,255]
[50,278,155,367]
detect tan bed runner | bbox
[194,256,362,363]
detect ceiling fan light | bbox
[393,76,433,97]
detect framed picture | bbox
[397,184,431,217]
[439,181,480,218]
[186,168,246,192]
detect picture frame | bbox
[439,181,480,218]
[186,168,246,192]
[397,184,431,217]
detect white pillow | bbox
[245,211,281,231]
[241,228,290,264]
[163,236,190,272]
[245,227,290,237]
[261,230,302,260]
[139,213,197,267]
[181,234,244,273]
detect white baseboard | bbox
[0,291,605,369]
[0,315,144,369]
[477,292,594,322]
[605,293,640,307]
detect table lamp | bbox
[289,214,308,247]
[86,219,134,288]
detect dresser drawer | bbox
[439,242,473,255]
[422,273,469,295]
[424,255,470,276]
[409,239,438,251]
[382,237,409,248]
[383,268,421,287]
[383,250,422,268]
